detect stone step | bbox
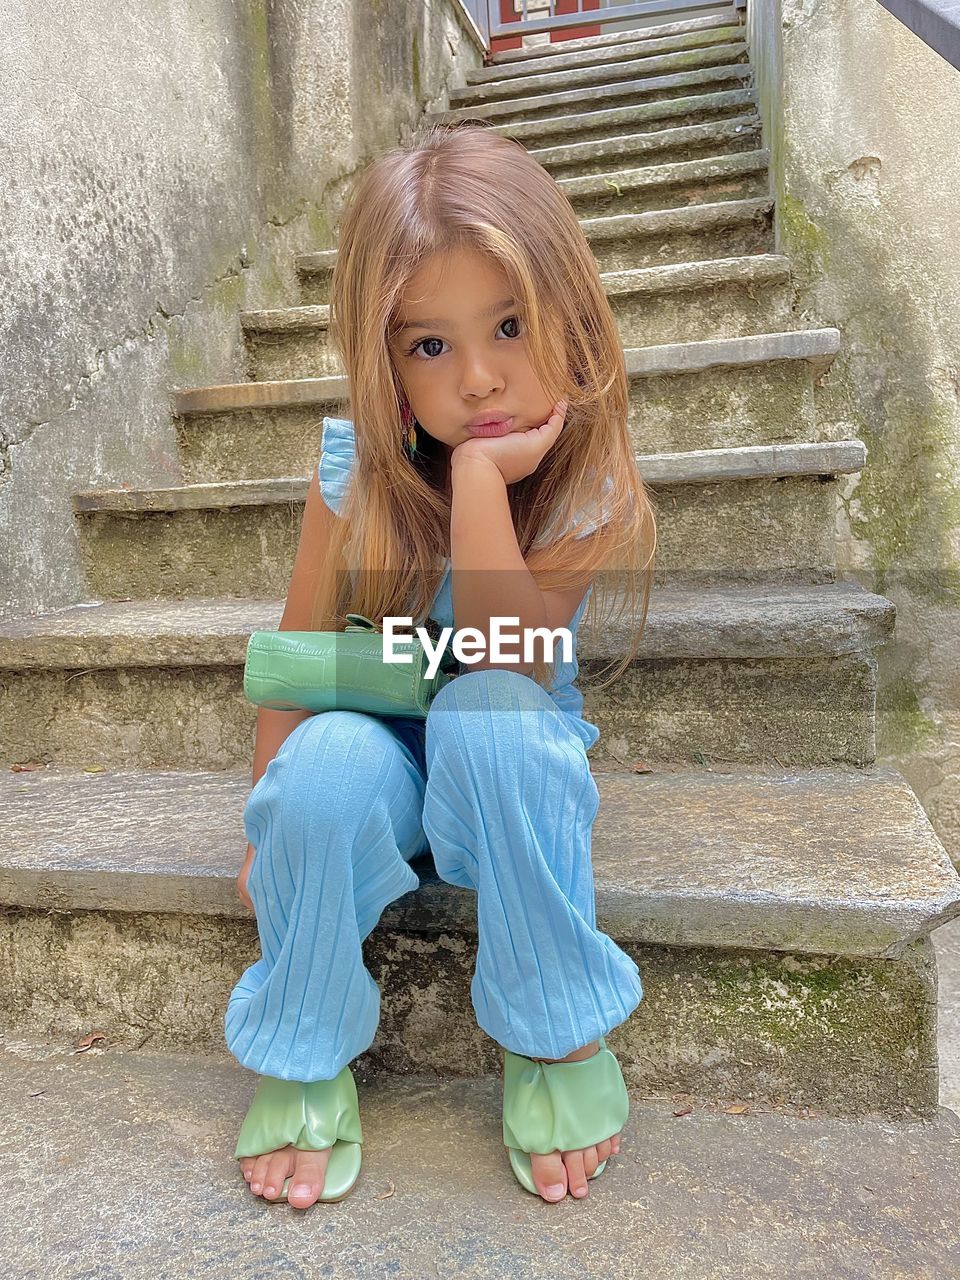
[484,9,741,67]
[4,1042,959,1275]
[626,327,839,451]
[248,254,793,381]
[580,198,776,267]
[527,113,763,181]
[558,147,770,217]
[0,582,894,769]
[172,327,839,480]
[432,59,753,129]
[171,374,846,496]
[606,253,793,342]
[451,39,750,109]
[295,197,776,306]
[467,24,746,90]
[2,760,957,1118]
[70,439,864,598]
[437,84,758,151]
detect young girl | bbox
[227,121,657,1211]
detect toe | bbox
[582,1144,600,1179]
[563,1149,589,1198]
[261,1149,296,1201]
[595,1138,612,1163]
[286,1149,332,1209]
[249,1153,274,1195]
[529,1151,567,1202]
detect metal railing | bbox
[876,0,960,72]
[457,0,735,48]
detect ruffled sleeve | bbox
[317,416,357,516]
[571,474,614,538]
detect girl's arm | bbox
[450,451,591,676]
[248,467,336,786]
[238,470,335,900]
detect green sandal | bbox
[502,1036,629,1196]
[235,1066,363,1204]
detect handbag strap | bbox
[344,613,380,632]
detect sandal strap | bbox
[235,1065,363,1159]
[502,1039,629,1156]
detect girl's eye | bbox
[406,315,523,360]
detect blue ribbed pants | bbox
[225,668,644,1082]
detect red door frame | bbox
[489,0,603,54]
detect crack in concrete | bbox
[0,260,248,486]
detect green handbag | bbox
[243,613,460,719]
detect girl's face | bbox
[388,247,557,457]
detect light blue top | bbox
[317,415,607,751]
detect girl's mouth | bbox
[466,417,514,437]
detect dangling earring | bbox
[400,397,418,460]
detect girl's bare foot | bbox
[524,1039,624,1202]
[238,1144,332,1209]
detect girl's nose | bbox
[459,360,504,399]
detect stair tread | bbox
[579,195,775,235]
[0,581,895,667]
[488,85,758,142]
[457,40,748,98]
[248,253,791,332]
[487,10,741,64]
[3,1039,958,1275]
[603,252,791,293]
[433,60,754,124]
[527,112,761,164]
[292,192,774,291]
[556,145,768,195]
[171,324,835,415]
[1,761,958,958]
[72,439,867,512]
[294,196,776,279]
[471,31,745,86]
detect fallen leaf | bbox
[724,1104,751,1115]
[632,760,653,773]
[672,1104,693,1117]
[82,765,107,774]
[75,1029,108,1053]
[10,762,46,772]
[375,1180,396,1200]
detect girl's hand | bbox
[451,400,567,486]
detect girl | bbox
[227,121,657,1210]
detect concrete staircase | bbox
[3,5,960,1241]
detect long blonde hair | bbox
[311,120,657,692]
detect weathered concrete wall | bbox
[748,0,960,859]
[0,0,481,618]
